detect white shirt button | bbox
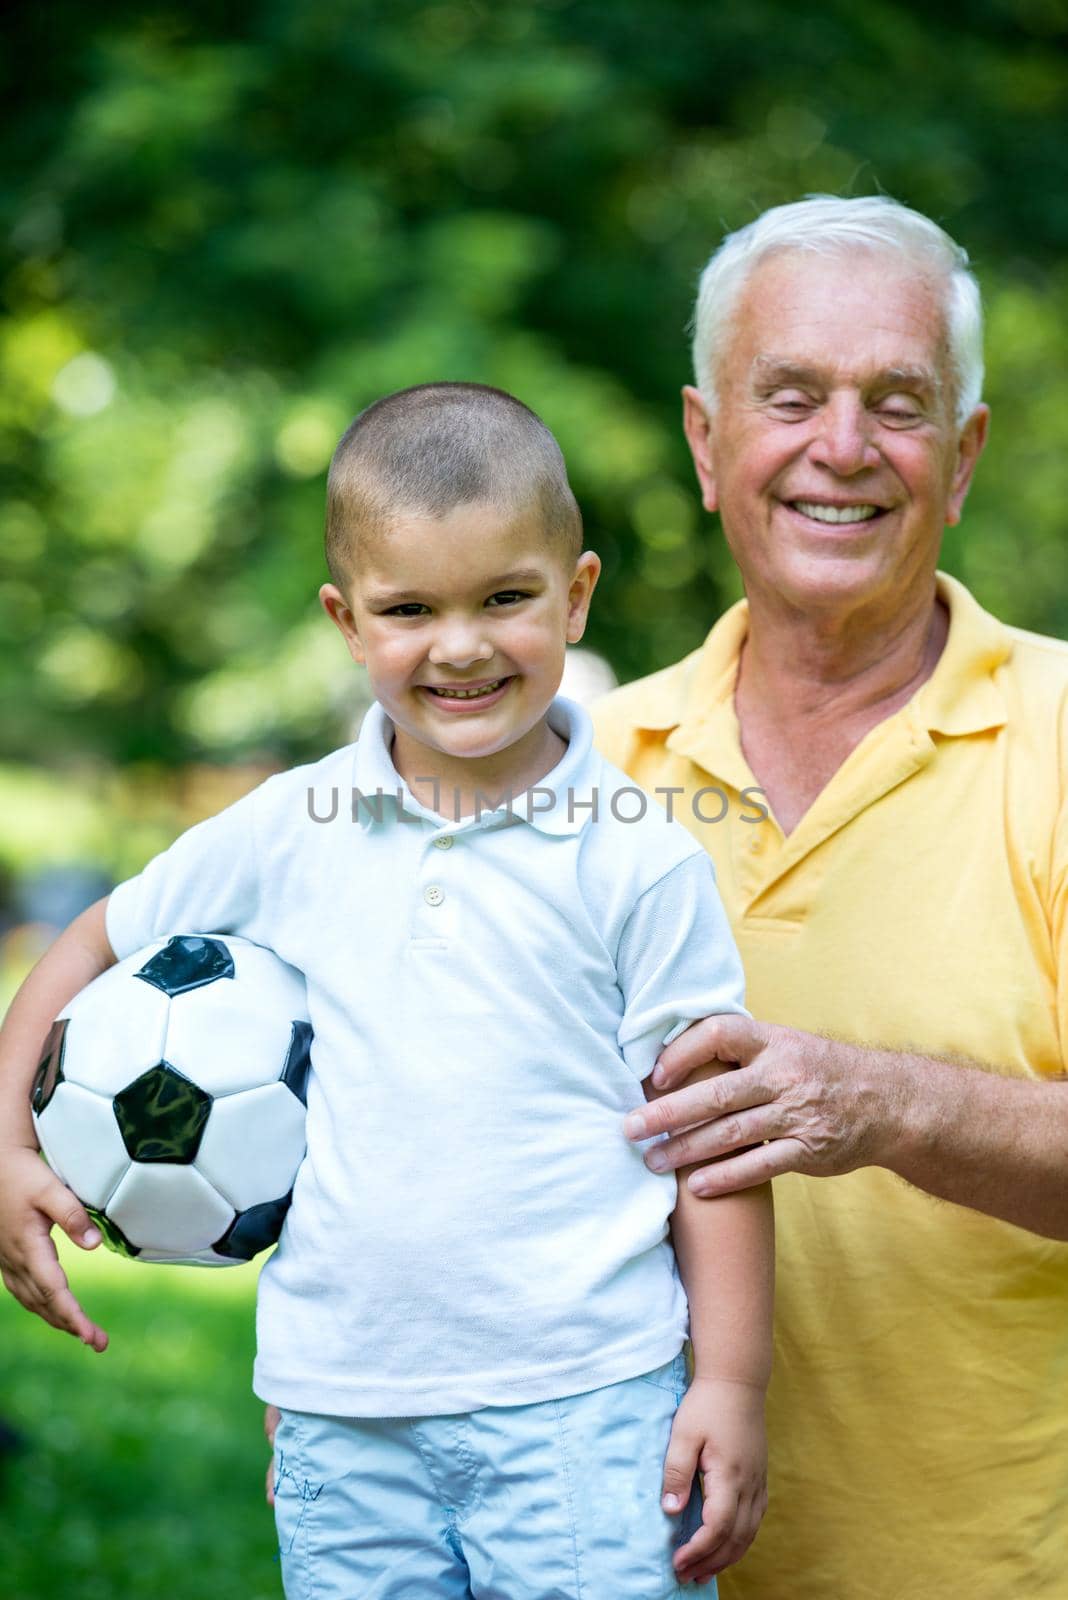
[424,884,446,906]
[433,835,454,850]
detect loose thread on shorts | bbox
[273,1448,326,1557]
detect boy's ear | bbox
[565,551,601,644]
[319,583,366,665]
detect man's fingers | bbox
[627,1069,772,1144]
[646,1102,783,1171]
[685,1138,807,1196]
[653,1013,765,1090]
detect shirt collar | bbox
[912,573,1010,737]
[619,571,1010,752]
[350,697,600,836]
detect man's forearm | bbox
[882,1049,1068,1238]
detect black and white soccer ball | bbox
[30,933,312,1267]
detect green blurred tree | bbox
[2,0,1067,771]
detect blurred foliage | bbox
[0,1239,275,1600]
[2,0,1067,789]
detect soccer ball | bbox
[30,933,312,1267]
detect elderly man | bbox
[594,195,1068,1598]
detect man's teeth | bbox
[793,502,880,524]
[426,679,504,699]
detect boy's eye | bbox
[383,602,429,617]
[486,590,531,607]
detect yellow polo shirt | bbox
[592,573,1068,1600]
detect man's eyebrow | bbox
[875,365,942,396]
[750,357,823,389]
[750,356,942,396]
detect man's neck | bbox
[734,584,948,835]
[739,582,948,723]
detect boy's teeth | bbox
[427,679,503,699]
[793,502,879,524]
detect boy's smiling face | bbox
[320,500,600,801]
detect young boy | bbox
[0,384,772,1595]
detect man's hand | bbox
[0,1147,108,1350]
[663,1376,767,1585]
[626,1015,902,1195]
[264,1403,281,1506]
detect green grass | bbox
[0,1240,282,1600]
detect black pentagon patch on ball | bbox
[86,1206,141,1259]
[281,1021,313,1106]
[135,935,235,997]
[114,1062,212,1163]
[31,1018,69,1115]
[213,1194,293,1261]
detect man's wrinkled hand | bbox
[626,1015,902,1195]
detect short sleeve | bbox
[106,785,263,961]
[615,852,748,1082]
[1053,788,1068,1070]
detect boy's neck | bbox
[391,716,568,823]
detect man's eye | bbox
[876,401,922,426]
[767,393,815,416]
[486,590,530,607]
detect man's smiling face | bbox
[683,249,988,622]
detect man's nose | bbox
[428,618,494,668]
[807,393,881,476]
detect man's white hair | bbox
[692,194,984,428]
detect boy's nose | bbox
[427,623,494,670]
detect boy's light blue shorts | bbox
[271,1352,712,1598]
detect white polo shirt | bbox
[107,698,747,1415]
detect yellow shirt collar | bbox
[623,570,1011,755]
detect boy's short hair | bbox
[325,383,583,588]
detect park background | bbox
[2,2,1067,1595]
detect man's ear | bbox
[945,404,990,528]
[682,386,719,514]
[319,583,366,665]
[565,551,602,644]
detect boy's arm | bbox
[0,896,117,1351]
[653,1061,774,1587]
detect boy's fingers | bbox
[8,1220,109,1349]
[39,1177,100,1249]
[673,1478,738,1566]
[264,1404,281,1506]
[661,1423,699,1513]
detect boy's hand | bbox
[662,1375,767,1586]
[264,1403,280,1505]
[0,1148,108,1350]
